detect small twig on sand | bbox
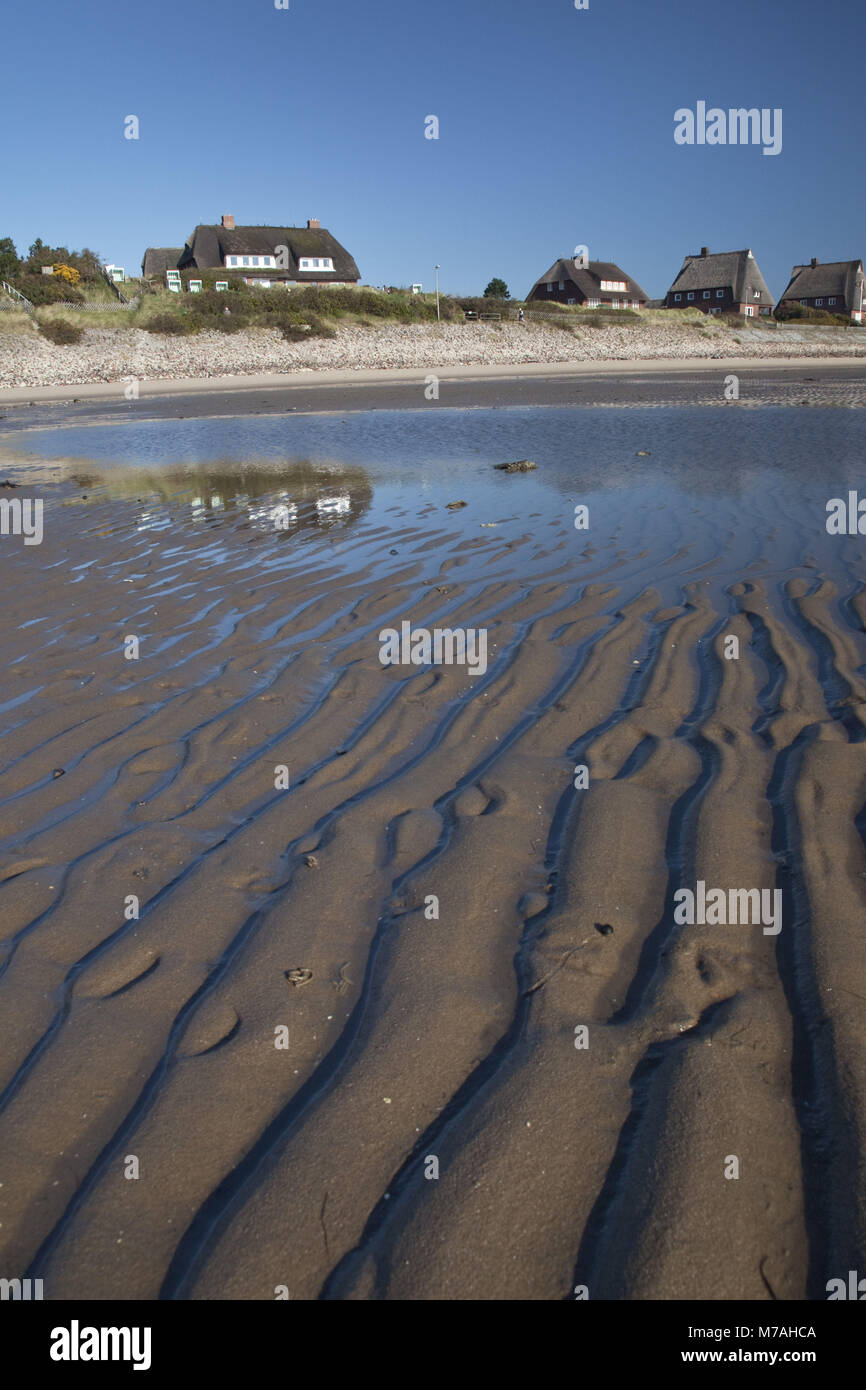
[522,946,580,997]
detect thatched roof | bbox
[179,225,359,280]
[779,259,863,305]
[141,247,184,277]
[527,258,649,302]
[667,249,774,305]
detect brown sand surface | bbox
[1,392,866,1301]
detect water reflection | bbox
[58,460,372,536]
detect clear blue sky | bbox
[2,0,864,299]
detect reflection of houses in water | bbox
[67,461,372,536]
[246,490,352,531]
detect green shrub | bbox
[774,302,851,326]
[38,318,83,345]
[457,296,512,316]
[302,313,336,339]
[186,311,248,334]
[275,320,314,342]
[261,312,336,341]
[522,298,575,314]
[17,275,85,306]
[143,312,196,335]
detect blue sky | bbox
[1,0,864,299]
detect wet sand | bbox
[1,387,866,1302]
[2,356,866,427]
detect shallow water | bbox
[8,404,866,605]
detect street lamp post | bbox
[435,264,440,321]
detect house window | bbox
[674,293,682,302]
[298,257,335,272]
[716,289,724,298]
[547,283,553,293]
[801,299,808,305]
[710,307,721,315]
[558,281,564,291]
[586,299,600,308]
[687,292,695,300]
[816,298,823,306]
[753,289,761,298]
[567,298,576,305]
[599,280,627,292]
[242,256,250,265]
[745,306,754,316]
[828,297,837,305]
[702,291,711,299]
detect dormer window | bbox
[224,254,276,269]
[299,257,334,271]
[600,279,627,292]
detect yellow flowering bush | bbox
[53,264,81,286]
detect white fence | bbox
[0,283,140,313]
[51,299,140,311]
[0,280,33,311]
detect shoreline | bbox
[0,357,864,432]
[2,353,866,404]
[2,312,866,411]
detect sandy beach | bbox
[1,370,866,1302]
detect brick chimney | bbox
[307,218,321,230]
[700,246,709,257]
[221,214,235,230]
[810,257,818,268]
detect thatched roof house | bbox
[777,258,864,321]
[664,247,773,316]
[142,216,359,286]
[141,247,184,277]
[183,216,359,284]
[527,257,649,308]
